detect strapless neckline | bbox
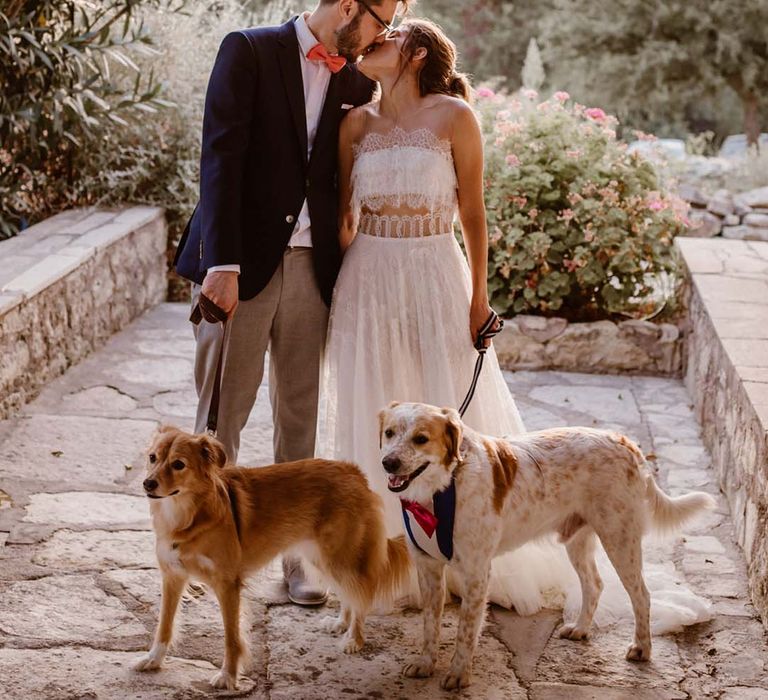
[353,126,451,157]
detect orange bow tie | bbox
[307,43,347,74]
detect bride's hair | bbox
[398,19,472,103]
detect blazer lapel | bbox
[311,70,342,165]
[277,19,308,167]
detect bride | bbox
[317,17,712,628]
[317,17,564,612]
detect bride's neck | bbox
[377,73,423,122]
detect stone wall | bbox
[495,315,683,376]
[677,236,768,627]
[682,184,768,241]
[0,207,167,419]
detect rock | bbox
[515,315,568,343]
[738,186,768,208]
[531,684,686,700]
[678,183,709,207]
[0,574,146,643]
[491,608,561,683]
[267,604,526,699]
[0,414,157,488]
[0,647,246,700]
[733,194,754,216]
[31,529,154,570]
[708,189,734,216]
[724,214,741,226]
[23,491,149,527]
[494,320,549,370]
[686,210,722,238]
[722,225,768,242]
[743,213,768,228]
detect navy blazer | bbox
[174,19,375,305]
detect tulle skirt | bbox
[317,231,712,630]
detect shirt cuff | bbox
[207,265,241,274]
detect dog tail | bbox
[376,535,411,601]
[645,472,717,534]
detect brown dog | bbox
[134,426,410,690]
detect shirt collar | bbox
[295,12,320,58]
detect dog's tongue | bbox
[388,474,407,488]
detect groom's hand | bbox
[202,271,239,319]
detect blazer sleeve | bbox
[199,31,258,270]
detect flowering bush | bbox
[475,88,689,321]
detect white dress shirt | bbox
[208,13,331,275]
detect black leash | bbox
[190,293,229,436]
[458,310,503,418]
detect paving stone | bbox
[536,625,684,691]
[0,415,156,487]
[491,607,560,682]
[152,388,198,420]
[114,357,194,390]
[0,647,260,700]
[266,603,526,699]
[527,385,642,427]
[61,385,138,414]
[0,574,145,642]
[720,688,768,699]
[31,529,154,570]
[23,492,149,527]
[530,683,685,699]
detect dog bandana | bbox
[401,479,456,562]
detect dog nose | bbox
[382,456,401,473]
[143,478,158,492]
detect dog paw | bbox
[210,669,239,690]
[441,669,470,690]
[557,623,590,641]
[133,645,166,671]
[321,614,348,636]
[341,634,364,654]
[402,656,434,678]
[625,643,651,662]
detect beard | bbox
[334,12,364,62]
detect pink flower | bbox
[563,258,582,272]
[566,149,581,159]
[505,154,521,167]
[553,91,570,102]
[528,208,539,220]
[521,88,538,100]
[584,107,607,122]
[558,208,575,223]
[476,87,495,99]
[584,229,595,242]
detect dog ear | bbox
[197,434,228,468]
[378,409,387,450]
[440,407,463,466]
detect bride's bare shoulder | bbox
[340,103,374,144]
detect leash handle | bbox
[459,311,503,418]
[190,293,229,436]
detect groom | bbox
[174,1,405,605]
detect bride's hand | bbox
[470,299,500,349]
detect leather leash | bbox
[457,310,504,418]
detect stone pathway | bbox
[0,303,766,699]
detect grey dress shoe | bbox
[283,556,328,606]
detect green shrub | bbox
[0,0,186,239]
[476,88,688,321]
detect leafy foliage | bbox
[477,89,688,321]
[542,0,768,146]
[0,0,187,238]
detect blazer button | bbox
[286,214,295,224]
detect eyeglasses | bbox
[357,0,398,36]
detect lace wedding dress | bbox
[317,125,712,631]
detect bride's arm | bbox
[338,109,364,253]
[452,102,499,346]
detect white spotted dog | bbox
[378,401,716,691]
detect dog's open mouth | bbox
[146,490,179,499]
[387,462,429,493]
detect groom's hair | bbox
[320,0,412,11]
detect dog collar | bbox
[400,477,456,562]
